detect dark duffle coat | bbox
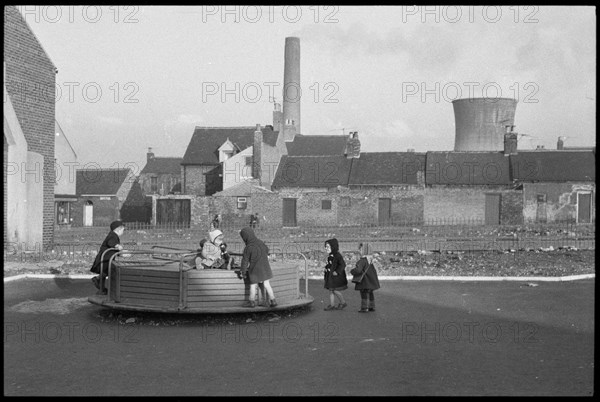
[90,231,121,275]
[239,227,273,284]
[350,257,381,291]
[323,238,348,291]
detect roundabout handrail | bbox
[229,251,309,297]
[106,249,196,304]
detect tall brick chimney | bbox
[344,131,361,158]
[282,37,300,141]
[253,124,262,182]
[147,147,155,161]
[503,126,517,156]
[557,137,564,150]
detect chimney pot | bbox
[503,132,518,156]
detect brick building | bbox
[73,168,135,227]
[181,125,280,196]
[511,150,595,223]
[139,148,182,195]
[4,6,57,249]
[424,151,520,225]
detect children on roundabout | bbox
[90,218,379,312]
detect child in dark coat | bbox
[90,220,125,294]
[323,238,348,310]
[239,227,276,308]
[350,242,381,312]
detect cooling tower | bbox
[282,37,300,138]
[452,98,517,151]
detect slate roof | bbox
[285,134,349,156]
[510,150,596,182]
[140,157,182,175]
[349,152,426,185]
[212,179,273,197]
[271,156,353,189]
[76,168,131,196]
[425,152,512,185]
[183,126,279,165]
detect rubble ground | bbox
[4,223,594,278]
[3,246,594,278]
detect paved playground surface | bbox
[4,277,594,396]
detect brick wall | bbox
[500,190,524,225]
[183,165,214,195]
[72,197,120,227]
[259,142,282,188]
[340,187,424,225]
[4,6,56,246]
[523,182,595,223]
[246,186,425,227]
[425,186,522,224]
[139,172,181,195]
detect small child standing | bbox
[323,238,348,310]
[350,242,381,312]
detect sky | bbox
[17,5,596,173]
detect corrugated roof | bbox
[212,179,273,197]
[182,126,279,165]
[286,134,348,156]
[349,152,426,185]
[271,155,353,188]
[76,168,131,195]
[510,151,596,182]
[425,152,512,185]
[140,157,182,175]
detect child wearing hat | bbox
[196,229,229,269]
[350,242,381,312]
[90,220,125,294]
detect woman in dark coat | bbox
[350,242,381,312]
[323,238,348,310]
[239,227,276,308]
[90,220,125,293]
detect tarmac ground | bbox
[3,277,594,396]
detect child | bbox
[350,242,381,312]
[196,229,227,269]
[239,227,277,308]
[219,242,233,270]
[323,238,348,310]
[189,238,207,269]
[211,214,221,230]
[90,220,125,294]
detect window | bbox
[340,196,351,207]
[237,197,247,209]
[245,156,253,166]
[56,201,71,224]
[151,176,158,193]
[322,200,332,210]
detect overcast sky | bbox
[18,5,596,172]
